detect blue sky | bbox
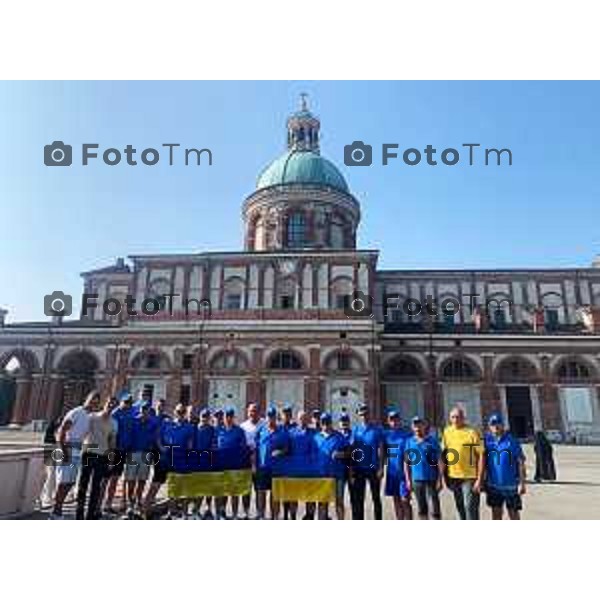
[1,81,599,322]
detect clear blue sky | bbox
[1,81,599,322]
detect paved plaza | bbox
[2,429,598,520]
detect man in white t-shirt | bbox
[240,403,263,519]
[50,391,100,519]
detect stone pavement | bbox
[3,429,599,519]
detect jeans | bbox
[76,452,109,520]
[349,470,382,520]
[448,477,480,520]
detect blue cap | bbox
[387,409,400,419]
[412,415,425,424]
[267,406,277,418]
[214,408,224,417]
[200,408,211,418]
[312,409,321,418]
[282,405,293,414]
[357,403,369,415]
[141,400,152,410]
[339,413,350,423]
[225,407,235,417]
[118,389,133,403]
[320,412,332,423]
[488,412,504,426]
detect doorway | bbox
[505,386,534,438]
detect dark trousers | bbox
[448,477,480,520]
[76,452,108,520]
[349,470,382,520]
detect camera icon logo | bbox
[344,291,374,319]
[44,291,73,317]
[44,141,72,167]
[344,141,372,166]
[346,441,377,469]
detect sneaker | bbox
[126,507,135,520]
[203,510,214,520]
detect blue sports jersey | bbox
[484,431,523,491]
[217,425,249,470]
[314,430,350,478]
[162,419,195,471]
[289,426,316,458]
[194,424,215,452]
[256,424,289,470]
[131,415,160,452]
[111,406,135,451]
[384,428,408,478]
[405,434,441,482]
[352,423,384,471]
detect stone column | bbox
[47,375,65,419]
[480,354,501,418]
[365,347,381,421]
[10,377,33,425]
[539,355,562,431]
[304,346,322,413]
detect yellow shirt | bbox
[441,425,482,479]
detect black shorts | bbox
[486,488,522,511]
[152,463,169,485]
[413,480,441,518]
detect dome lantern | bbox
[286,93,320,153]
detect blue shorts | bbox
[255,469,272,491]
[385,472,409,498]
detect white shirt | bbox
[240,418,264,450]
[62,406,92,444]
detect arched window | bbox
[223,277,244,310]
[496,358,538,383]
[557,359,591,381]
[148,278,171,310]
[268,350,302,370]
[210,351,247,370]
[278,277,297,310]
[286,212,306,248]
[384,357,422,379]
[441,358,478,380]
[325,350,362,371]
[331,277,353,310]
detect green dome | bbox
[257,150,349,193]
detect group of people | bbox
[44,390,532,520]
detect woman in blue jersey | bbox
[384,410,413,520]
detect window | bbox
[338,353,351,371]
[142,384,154,401]
[225,294,242,310]
[268,351,302,370]
[286,212,306,248]
[546,309,559,330]
[223,278,244,310]
[442,359,477,380]
[211,352,246,370]
[180,384,191,406]
[493,307,506,328]
[558,360,591,381]
[182,353,194,370]
[336,294,350,310]
[145,353,160,369]
[280,295,294,309]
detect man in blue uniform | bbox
[287,410,316,519]
[125,401,160,518]
[104,392,135,515]
[314,412,351,519]
[404,416,442,520]
[216,407,248,519]
[484,413,526,520]
[350,403,384,520]
[255,406,289,519]
[384,410,412,520]
[189,407,216,519]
